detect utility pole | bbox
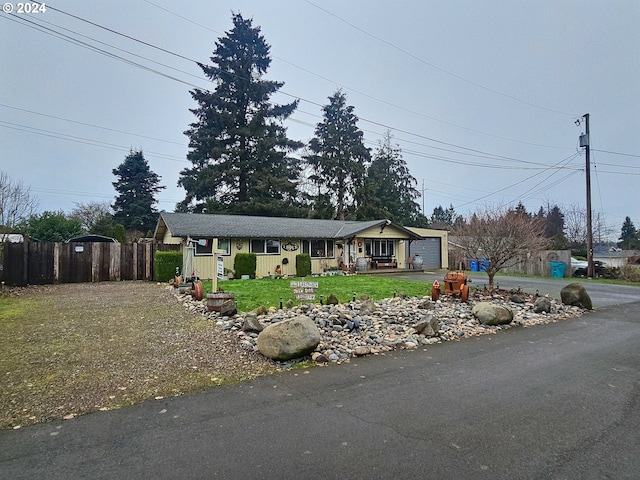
[582,113,594,278]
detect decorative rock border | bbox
[170,286,587,364]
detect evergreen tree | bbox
[513,202,530,217]
[112,149,165,233]
[179,13,302,216]
[618,216,639,249]
[543,204,566,249]
[305,90,370,220]
[355,131,420,224]
[430,204,463,229]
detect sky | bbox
[1,0,639,240]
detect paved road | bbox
[1,299,638,479]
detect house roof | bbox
[66,234,118,243]
[155,212,422,241]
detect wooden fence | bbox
[0,241,180,286]
[449,249,572,277]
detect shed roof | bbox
[66,234,118,243]
[155,212,421,240]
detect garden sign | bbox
[290,280,318,301]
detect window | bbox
[193,238,230,256]
[250,239,280,254]
[365,239,395,257]
[302,239,334,258]
[194,238,212,255]
[218,238,230,255]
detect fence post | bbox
[54,242,60,284]
[145,242,152,281]
[21,239,29,285]
[92,243,100,283]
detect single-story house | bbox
[153,212,445,278]
[593,247,640,267]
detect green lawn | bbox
[202,275,434,312]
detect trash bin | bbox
[479,258,490,272]
[470,260,479,271]
[550,261,566,278]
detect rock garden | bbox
[172,282,592,365]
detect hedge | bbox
[296,254,311,277]
[234,253,257,278]
[154,251,182,282]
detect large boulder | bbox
[256,315,321,360]
[561,283,593,310]
[472,302,514,325]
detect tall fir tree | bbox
[618,216,639,249]
[179,13,302,216]
[112,149,164,233]
[355,131,421,225]
[305,90,370,220]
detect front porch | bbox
[357,267,425,275]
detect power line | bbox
[8,2,626,213]
[6,7,568,174]
[143,0,572,150]
[33,1,195,63]
[453,153,581,209]
[0,121,189,163]
[3,13,204,89]
[0,103,187,147]
[304,0,579,118]
[15,4,578,167]
[592,148,640,158]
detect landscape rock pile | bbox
[172,288,587,364]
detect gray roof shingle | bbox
[158,213,420,240]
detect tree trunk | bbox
[487,271,496,291]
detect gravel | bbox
[2,282,585,429]
[1,282,279,430]
[176,287,587,363]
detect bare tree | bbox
[563,203,586,250]
[0,171,38,233]
[69,201,113,233]
[452,206,549,290]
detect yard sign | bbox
[290,280,318,301]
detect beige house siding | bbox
[154,214,433,278]
[163,229,417,278]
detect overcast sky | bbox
[1,0,638,238]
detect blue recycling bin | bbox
[550,261,566,278]
[470,260,479,271]
[479,258,490,272]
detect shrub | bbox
[619,265,640,282]
[234,253,257,278]
[296,254,311,277]
[154,251,182,282]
